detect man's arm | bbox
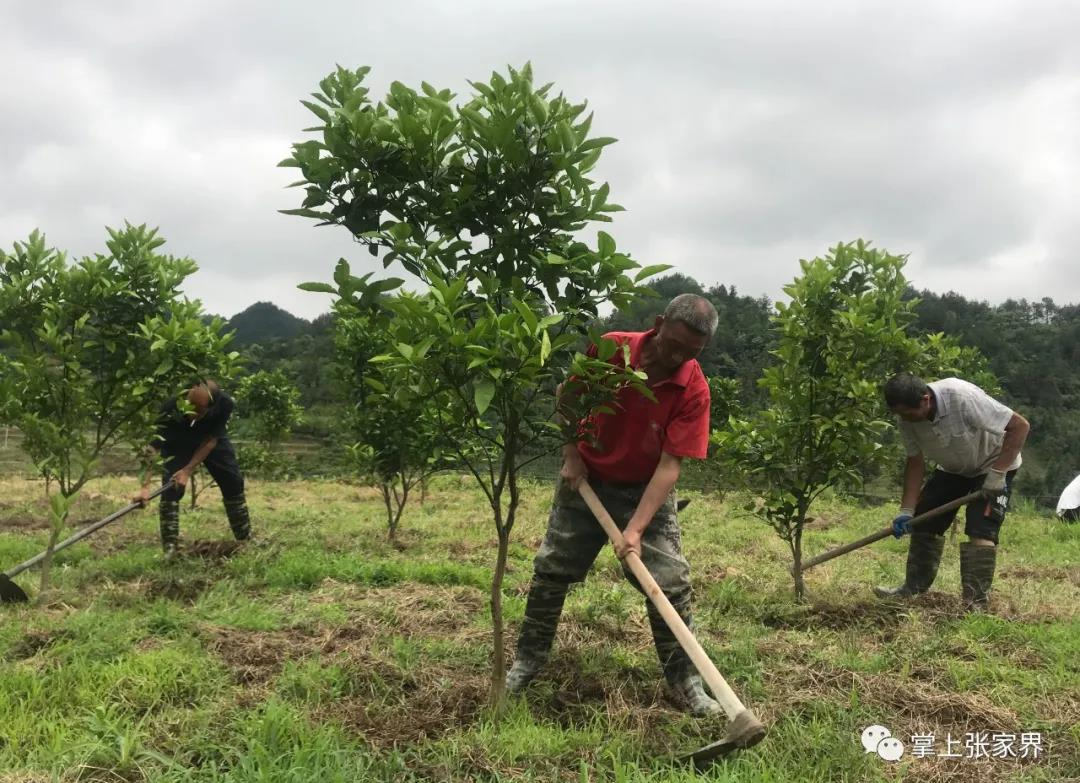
[172,436,218,488]
[992,412,1029,472]
[983,411,1030,493]
[617,451,682,559]
[887,454,926,538]
[132,443,163,505]
[899,455,925,512]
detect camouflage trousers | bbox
[515,476,697,683]
[158,493,251,550]
[158,440,250,549]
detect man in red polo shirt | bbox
[506,294,720,716]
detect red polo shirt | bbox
[577,330,711,483]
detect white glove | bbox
[983,468,1007,494]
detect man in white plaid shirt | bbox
[874,374,1030,611]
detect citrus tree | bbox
[284,64,660,705]
[714,240,989,598]
[333,302,455,542]
[232,369,304,477]
[0,225,236,601]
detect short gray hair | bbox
[664,294,718,338]
[884,373,929,408]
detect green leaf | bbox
[529,93,549,124]
[370,278,405,294]
[512,299,538,332]
[537,313,565,330]
[388,223,413,240]
[278,208,328,219]
[634,264,672,282]
[597,231,615,258]
[558,121,576,152]
[48,493,71,521]
[577,136,617,153]
[540,330,552,365]
[298,282,337,294]
[474,380,495,415]
[300,100,331,123]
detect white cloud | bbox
[3,0,1080,320]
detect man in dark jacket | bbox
[134,380,251,557]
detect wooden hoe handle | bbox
[3,480,175,580]
[798,490,987,573]
[578,482,748,721]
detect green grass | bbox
[0,475,1077,782]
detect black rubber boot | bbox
[223,493,251,541]
[506,578,568,693]
[159,498,180,558]
[960,542,997,612]
[874,533,945,598]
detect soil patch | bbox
[306,582,487,640]
[803,512,848,531]
[0,516,47,531]
[145,574,210,603]
[202,625,314,685]
[201,584,488,687]
[5,629,74,661]
[760,600,905,635]
[185,540,246,560]
[324,671,489,746]
[87,526,146,555]
[766,661,1019,729]
[1001,564,1080,588]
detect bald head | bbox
[185,380,219,419]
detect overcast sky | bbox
[3,1,1078,320]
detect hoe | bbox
[579,483,766,767]
[796,491,986,574]
[1,481,174,604]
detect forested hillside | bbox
[227,302,308,347]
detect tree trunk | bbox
[391,484,409,543]
[190,471,198,510]
[381,483,396,541]
[36,516,64,606]
[490,522,511,712]
[792,525,806,600]
[420,476,429,506]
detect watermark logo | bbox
[860,726,1043,763]
[861,725,905,761]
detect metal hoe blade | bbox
[682,709,766,768]
[0,573,29,604]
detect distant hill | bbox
[227,302,310,346]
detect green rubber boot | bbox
[874,533,945,598]
[960,542,997,612]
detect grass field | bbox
[1,475,1077,782]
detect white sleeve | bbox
[960,388,1014,435]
